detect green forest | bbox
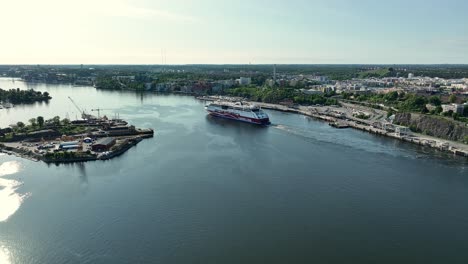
[225,87,339,105]
[0,88,51,104]
[343,92,468,122]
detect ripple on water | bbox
[0,161,30,222]
[272,123,411,158]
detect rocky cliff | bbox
[394,113,468,142]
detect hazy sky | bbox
[1,0,467,64]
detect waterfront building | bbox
[91,137,116,152]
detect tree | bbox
[449,94,457,104]
[16,121,25,129]
[52,116,61,126]
[443,110,454,117]
[435,106,443,114]
[16,121,25,132]
[428,96,441,106]
[61,118,70,126]
[384,91,398,101]
[399,94,427,112]
[37,116,44,127]
[29,118,37,127]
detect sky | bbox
[0,0,467,64]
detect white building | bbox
[217,79,235,87]
[237,77,252,86]
[113,76,135,81]
[266,79,275,87]
[441,103,465,114]
[310,76,329,82]
[289,79,299,87]
[408,73,414,79]
[451,83,467,89]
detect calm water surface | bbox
[0,78,467,263]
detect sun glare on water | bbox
[0,245,11,264]
[0,160,29,222]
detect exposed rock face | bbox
[394,112,468,142]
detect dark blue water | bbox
[0,79,467,263]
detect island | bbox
[0,88,51,108]
[0,115,154,163]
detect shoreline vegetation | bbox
[0,88,51,105]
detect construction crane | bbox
[68,96,93,120]
[91,108,113,118]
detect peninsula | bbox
[0,115,154,163]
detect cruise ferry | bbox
[205,101,270,125]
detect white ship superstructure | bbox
[205,101,270,125]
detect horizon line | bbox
[2,63,468,66]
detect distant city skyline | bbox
[1,0,467,64]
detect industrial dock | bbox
[0,101,154,164]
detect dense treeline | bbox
[4,64,468,82]
[95,77,147,91]
[9,115,86,134]
[343,91,468,122]
[95,77,122,89]
[225,87,338,105]
[0,88,51,104]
